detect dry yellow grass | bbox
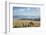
[13,20,40,28]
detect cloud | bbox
[13,7,40,16]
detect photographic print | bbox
[6,1,44,32]
[7,2,44,32]
[13,7,40,28]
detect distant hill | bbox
[19,18,40,21]
[13,15,40,21]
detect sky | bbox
[13,7,40,17]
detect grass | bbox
[13,19,40,28]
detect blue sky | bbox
[13,7,40,17]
